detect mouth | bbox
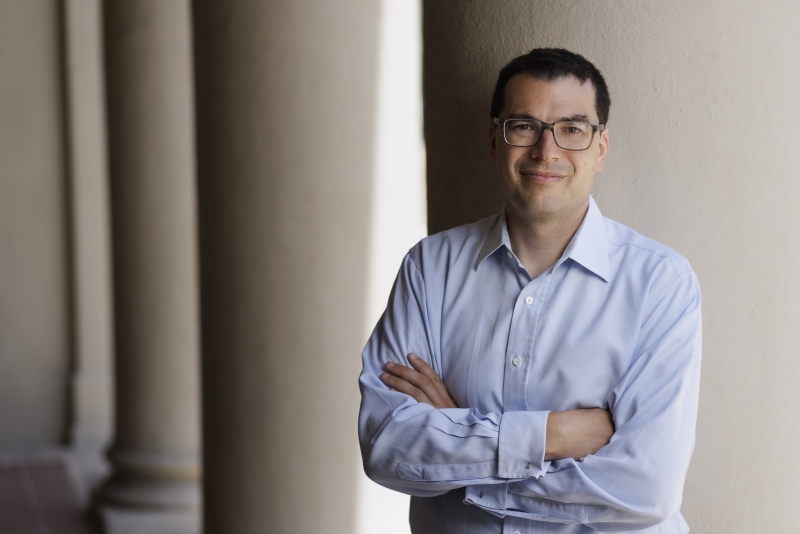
[520,170,566,183]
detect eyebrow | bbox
[507,112,593,123]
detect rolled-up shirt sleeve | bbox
[465,270,702,532]
[358,253,551,496]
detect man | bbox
[358,48,701,533]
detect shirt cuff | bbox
[498,410,549,479]
[464,483,507,516]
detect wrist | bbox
[544,411,564,461]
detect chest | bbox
[436,260,639,414]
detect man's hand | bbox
[381,353,458,408]
[545,409,615,461]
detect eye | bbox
[510,122,533,131]
[558,122,590,136]
[507,120,540,133]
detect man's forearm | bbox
[383,357,615,462]
[545,409,615,461]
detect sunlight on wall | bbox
[355,0,424,532]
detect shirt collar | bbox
[561,196,610,282]
[476,212,512,269]
[476,196,610,282]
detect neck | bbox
[506,200,589,278]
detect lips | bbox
[520,169,566,183]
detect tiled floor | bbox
[0,459,93,534]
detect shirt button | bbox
[506,251,513,259]
[513,531,521,534]
[525,296,533,305]
[512,356,522,366]
[525,462,531,469]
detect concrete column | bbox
[192,1,380,532]
[60,0,115,503]
[99,1,201,532]
[62,0,114,456]
[424,1,800,531]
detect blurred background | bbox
[1,1,799,533]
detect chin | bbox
[522,191,562,213]
[508,197,560,220]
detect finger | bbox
[384,361,424,383]
[407,354,458,408]
[381,372,434,406]
[385,361,450,408]
[407,353,445,386]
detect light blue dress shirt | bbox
[358,197,702,534]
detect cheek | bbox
[567,162,596,194]
[498,152,520,175]
[573,156,595,178]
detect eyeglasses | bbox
[492,117,605,151]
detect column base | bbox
[100,505,200,534]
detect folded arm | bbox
[466,271,702,531]
[358,254,612,498]
[359,253,701,531]
[359,254,551,496]
[382,354,615,462]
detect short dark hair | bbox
[490,48,611,125]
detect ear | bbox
[489,120,498,163]
[595,127,609,171]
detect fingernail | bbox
[386,361,395,368]
[381,372,389,380]
[408,354,418,361]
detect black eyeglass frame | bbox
[492,117,605,151]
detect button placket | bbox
[504,276,548,412]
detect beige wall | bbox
[0,0,69,449]
[357,0,424,532]
[423,1,800,531]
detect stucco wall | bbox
[424,1,800,531]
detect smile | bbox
[520,170,566,183]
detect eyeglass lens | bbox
[503,119,594,150]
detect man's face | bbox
[490,74,609,223]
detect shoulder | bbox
[603,217,697,305]
[407,214,500,272]
[604,217,692,276]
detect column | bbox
[62,0,114,462]
[423,1,800,532]
[192,1,381,532]
[98,1,201,532]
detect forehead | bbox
[501,74,598,122]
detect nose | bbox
[529,127,560,160]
